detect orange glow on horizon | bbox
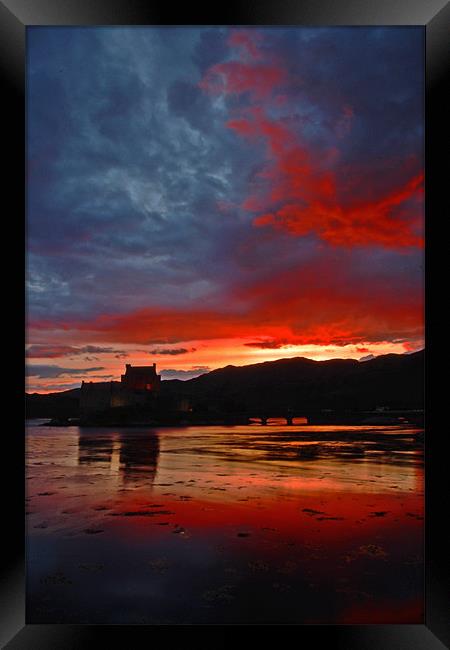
[26,337,422,393]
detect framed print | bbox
[2,0,449,647]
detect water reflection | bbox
[78,433,114,466]
[118,430,159,483]
[27,423,424,625]
[77,429,160,485]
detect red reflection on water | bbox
[26,424,424,624]
[109,490,423,542]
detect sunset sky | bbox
[26,27,424,393]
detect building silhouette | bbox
[80,363,161,418]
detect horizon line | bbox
[26,347,425,395]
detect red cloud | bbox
[200,31,424,249]
[199,61,287,100]
[253,172,424,248]
[235,109,423,248]
[29,298,422,349]
[29,254,423,350]
[199,29,286,100]
[227,30,263,60]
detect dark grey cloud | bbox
[161,367,210,380]
[192,28,229,74]
[166,80,214,132]
[26,344,128,358]
[27,28,310,324]
[27,382,82,394]
[244,339,289,349]
[149,348,195,355]
[90,374,115,379]
[26,365,105,378]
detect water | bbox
[26,421,424,624]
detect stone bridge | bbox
[248,413,306,425]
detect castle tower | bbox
[120,364,161,392]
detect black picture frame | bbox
[2,1,448,647]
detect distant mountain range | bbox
[26,387,81,419]
[26,350,424,419]
[162,350,424,414]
